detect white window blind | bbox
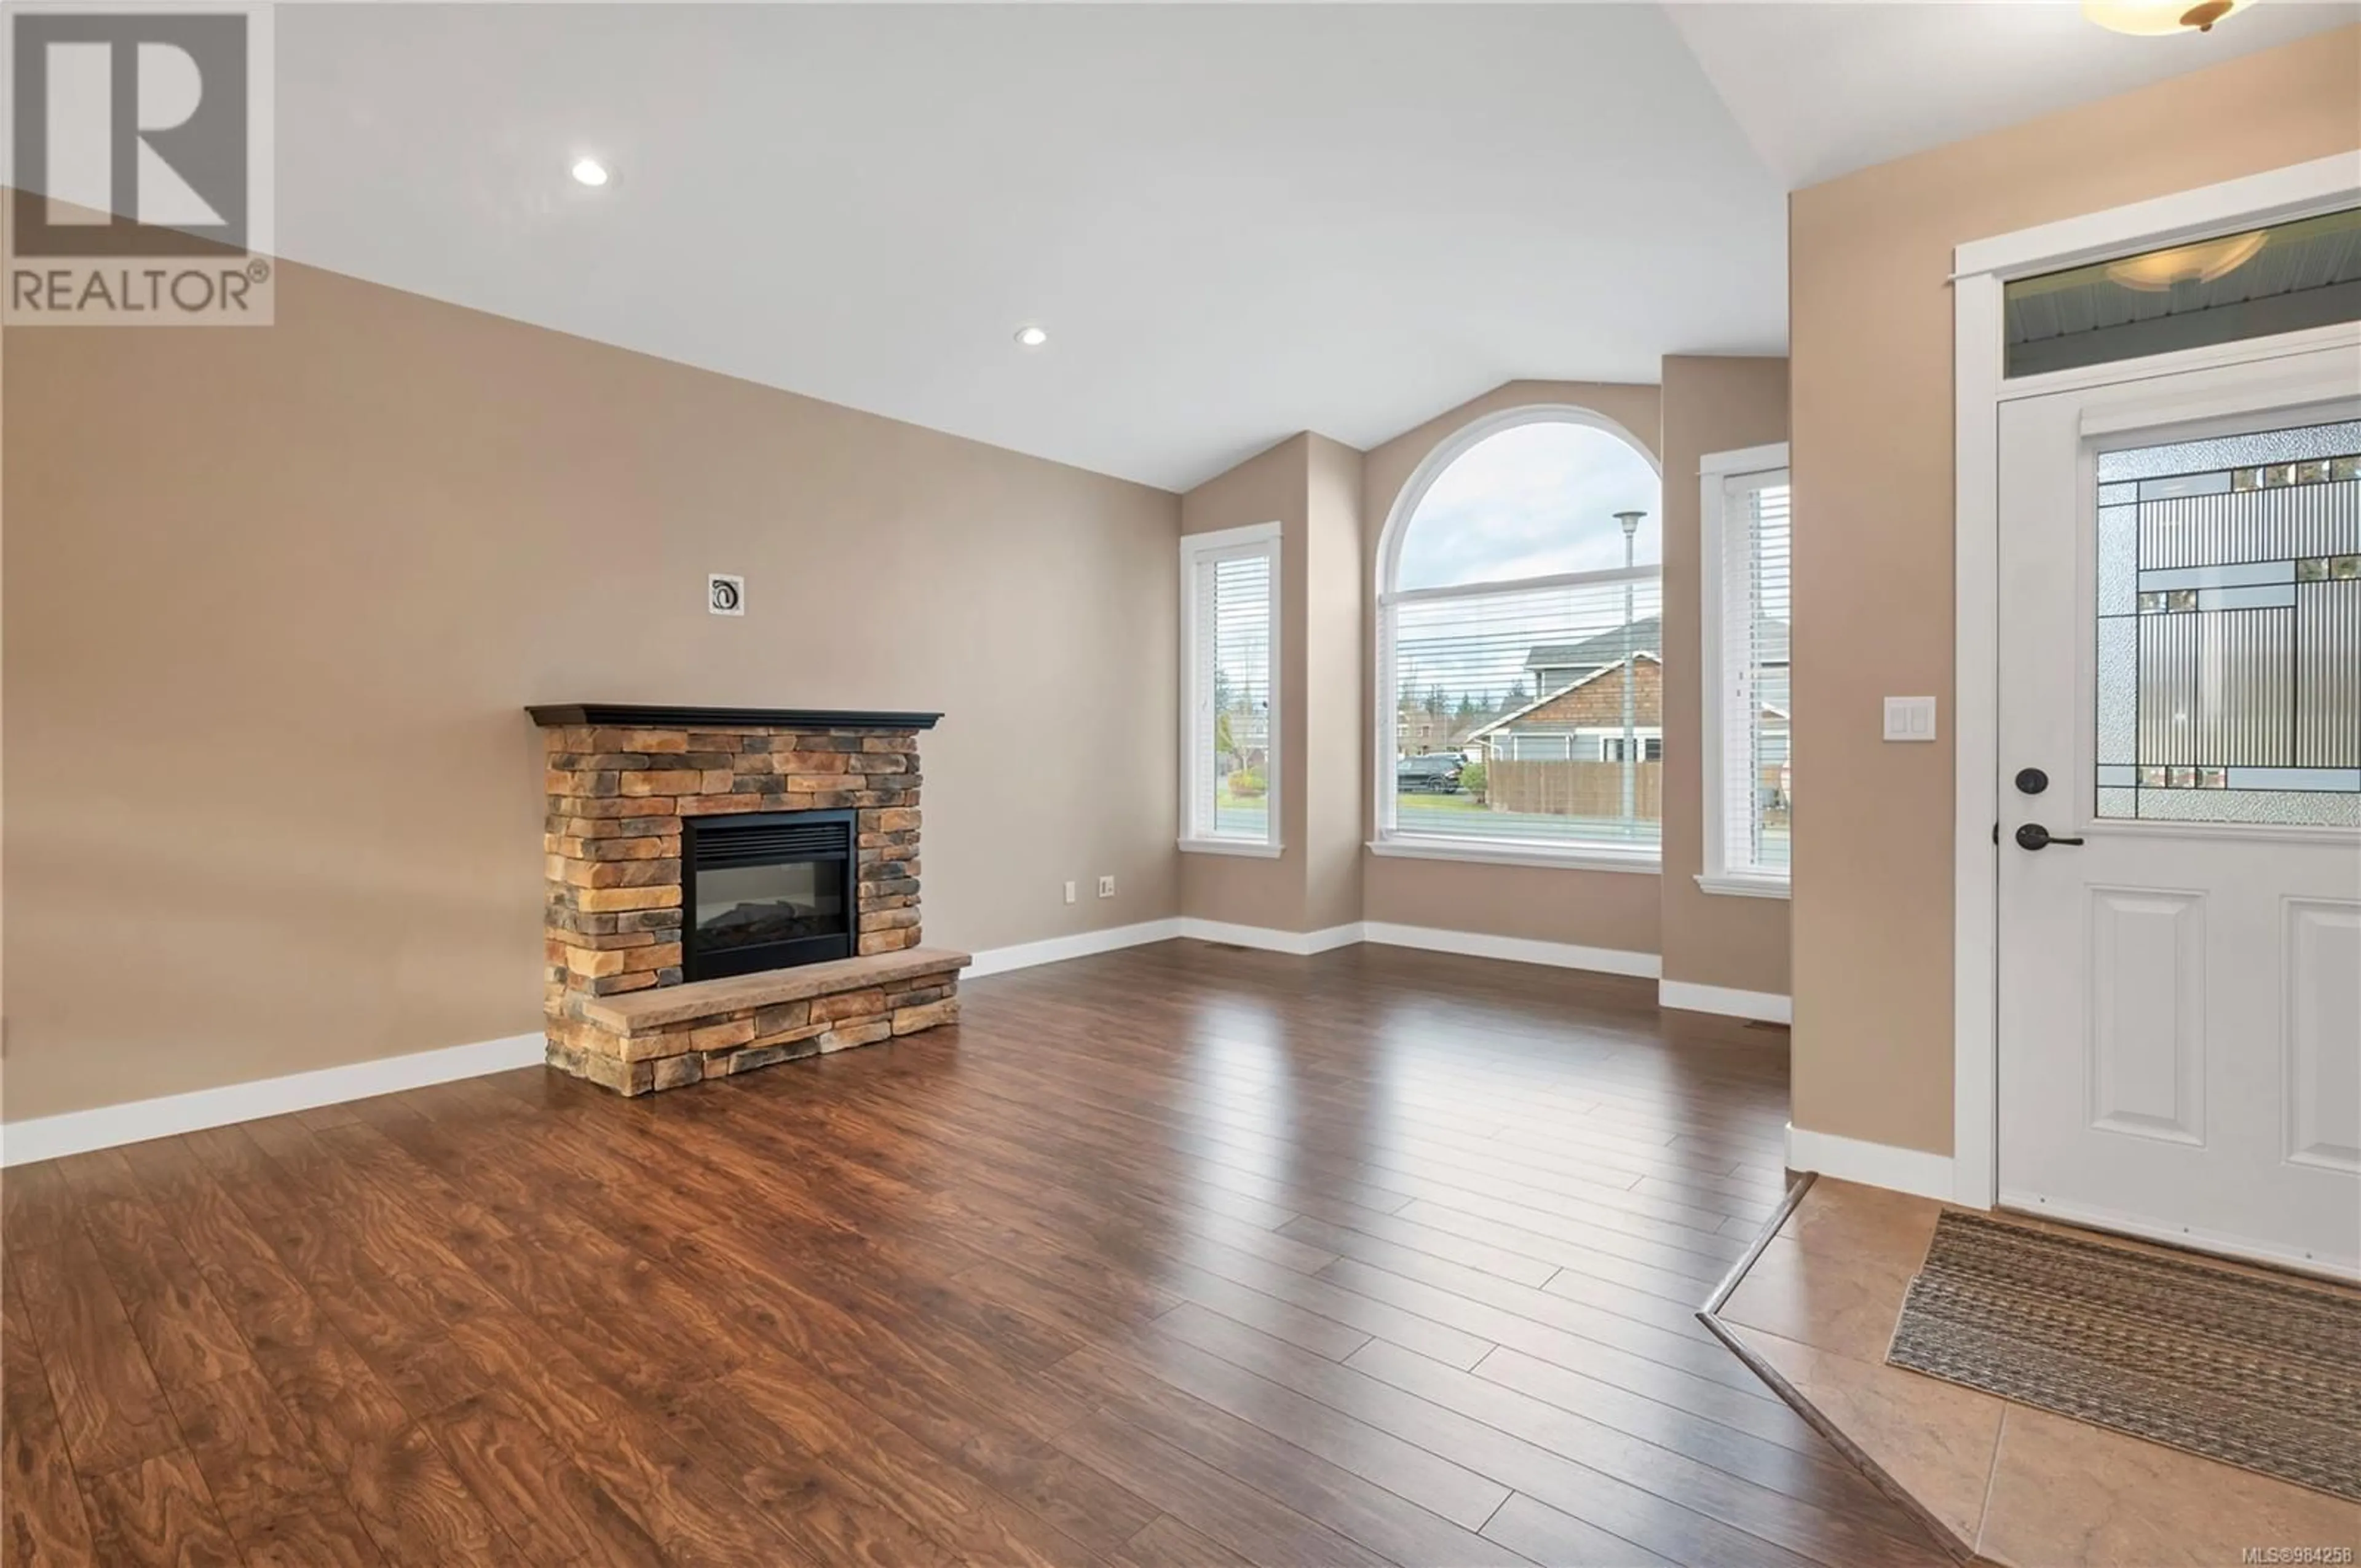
[1384,571,1664,854]
[1179,526,1279,851]
[1706,462,1792,889]
[1375,411,1665,868]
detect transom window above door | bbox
[2004,207,2361,379]
[1376,409,1665,870]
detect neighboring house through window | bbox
[1179,522,1281,855]
[1375,408,1665,869]
[1699,443,1792,896]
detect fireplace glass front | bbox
[682,810,856,980]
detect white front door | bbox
[1996,340,2361,1279]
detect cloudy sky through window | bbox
[1396,420,1662,591]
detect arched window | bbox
[1376,408,1664,867]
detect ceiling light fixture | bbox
[2106,229,2269,291]
[571,157,610,187]
[1014,325,1049,349]
[2082,0,2252,34]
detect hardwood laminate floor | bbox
[1,941,1953,1567]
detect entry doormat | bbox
[1886,1208,2360,1503]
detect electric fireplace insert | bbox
[680,809,856,981]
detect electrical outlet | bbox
[1062,880,1077,905]
[1096,875,1116,899]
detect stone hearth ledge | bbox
[583,947,971,1034]
[549,947,972,1095]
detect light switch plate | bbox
[1883,696,1937,742]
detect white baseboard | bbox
[0,929,1762,1167]
[1303,924,1366,955]
[1785,1122,1955,1203]
[0,916,1723,1167]
[964,918,1182,978]
[0,1033,547,1168]
[1659,980,1792,1024]
[1362,921,1660,979]
[965,916,1365,973]
[1176,918,1366,956]
[969,915,1653,973]
[970,915,1658,979]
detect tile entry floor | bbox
[1710,1178,2361,1567]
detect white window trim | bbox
[1372,403,1666,870]
[1178,838,1283,859]
[1580,728,1665,764]
[1366,837,1661,875]
[1698,441,1792,901]
[1696,873,1792,900]
[1179,521,1283,856]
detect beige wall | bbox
[3,259,1180,1121]
[1302,435,1367,932]
[1177,432,1366,936]
[1659,355,1790,996]
[1789,28,2361,1156]
[1178,435,1308,930]
[1359,380,1666,957]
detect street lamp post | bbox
[1614,510,1647,835]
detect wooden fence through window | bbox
[1483,760,1664,819]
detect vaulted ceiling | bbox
[1664,1,2356,190]
[266,3,2357,490]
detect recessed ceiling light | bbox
[1014,325,1049,349]
[571,157,610,187]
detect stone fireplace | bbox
[529,704,970,1095]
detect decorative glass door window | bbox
[2095,419,2360,827]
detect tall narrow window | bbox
[1179,522,1281,854]
[1375,409,1664,868]
[1700,444,1792,896]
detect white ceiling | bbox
[275,3,1786,490]
[266,4,2357,492]
[1667,1,2360,191]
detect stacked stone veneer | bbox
[537,717,965,1095]
[553,951,963,1096]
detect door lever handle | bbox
[2014,823,2085,851]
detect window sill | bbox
[1367,837,1661,875]
[1696,872,1790,900]
[1179,838,1285,859]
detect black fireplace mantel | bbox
[528,704,942,731]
